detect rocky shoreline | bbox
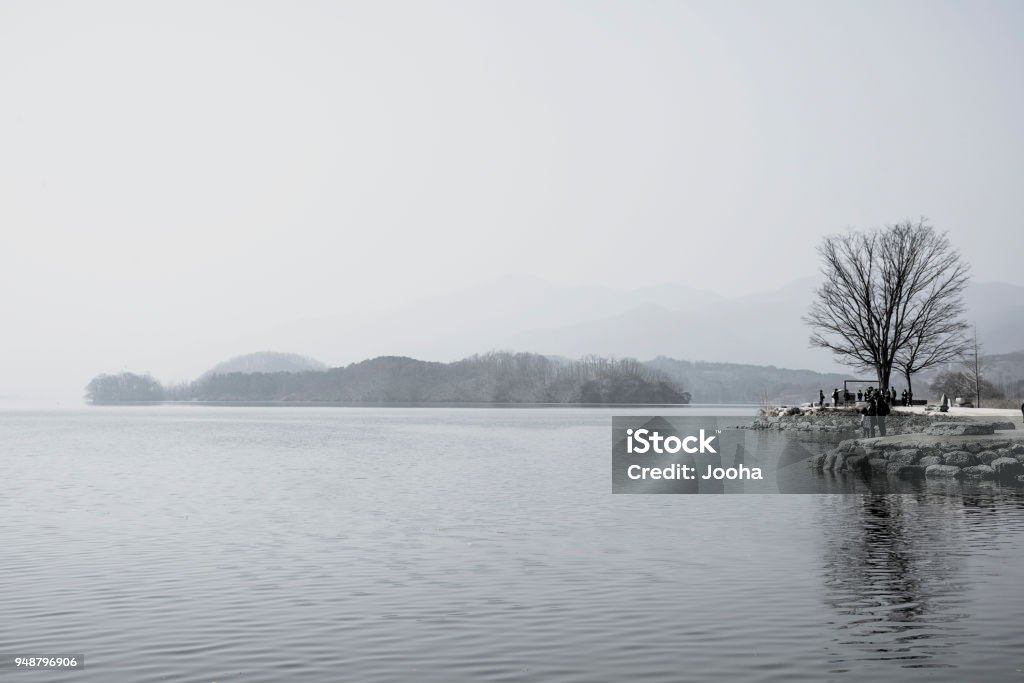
[811,421,1024,482]
[748,410,1000,435]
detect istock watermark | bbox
[623,424,763,483]
[610,416,928,494]
[625,427,719,454]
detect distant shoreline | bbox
[86,400,711,408]
[86,353,692,406]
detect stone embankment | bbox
[811,421,1024,482]
[749,409,1011,435]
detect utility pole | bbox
[972,326,981,409]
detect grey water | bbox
[2,405,1024,682]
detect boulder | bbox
[960,464,997,480]
[918,454,944,467]
[857,437,883,450]
[836,440,858,454]
[1011,444,1024,456]
[845,454,870,474]
[823,452,838,471]
[990,457,1024,480]
[888,449,921,466]
[975,450,1001,465]
[889,464,926,479]
[831,453,846,472]
[809,454,826,470]
[925,464,962,479]
[925,422,995,436]
[944,451,978,467]
[986,421,1017,431]
[869,458,889,474]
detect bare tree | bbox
[894,308,971,399]
[804,221,970,392]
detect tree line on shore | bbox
[85,352,691,405]
[85,349,1024,407]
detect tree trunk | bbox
[877,362,892,393]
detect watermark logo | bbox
[626,427,718,454]
[613,416,765,494]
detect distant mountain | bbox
[496,276,838,371]
[460,277,1024,374]
[646,357,853,404]
[247,275,730,368]
[158,275,1024,383]
[200,352,326,379]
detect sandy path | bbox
[893,405,1024,418]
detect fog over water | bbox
[2,1,1023,398]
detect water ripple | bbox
[1,407,1023,681]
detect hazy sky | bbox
[2,1,1022,397]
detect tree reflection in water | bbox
[817,489,1024,673]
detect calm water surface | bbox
[2,406,1024,682]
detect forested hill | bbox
[85,353,691,405]
[646,357,852,404]
[199,351,326,378]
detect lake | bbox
[2,405,1024,681]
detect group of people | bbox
[819,386,914,408]
[854,386,891,437]
[816,385,905,438]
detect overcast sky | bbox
[1,1,1022,398]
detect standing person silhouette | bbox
[876,394,889,436]
[860,403,871,437]
[866,396,878,437]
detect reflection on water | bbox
[818,491,1024,677]
[821,495,968,671]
